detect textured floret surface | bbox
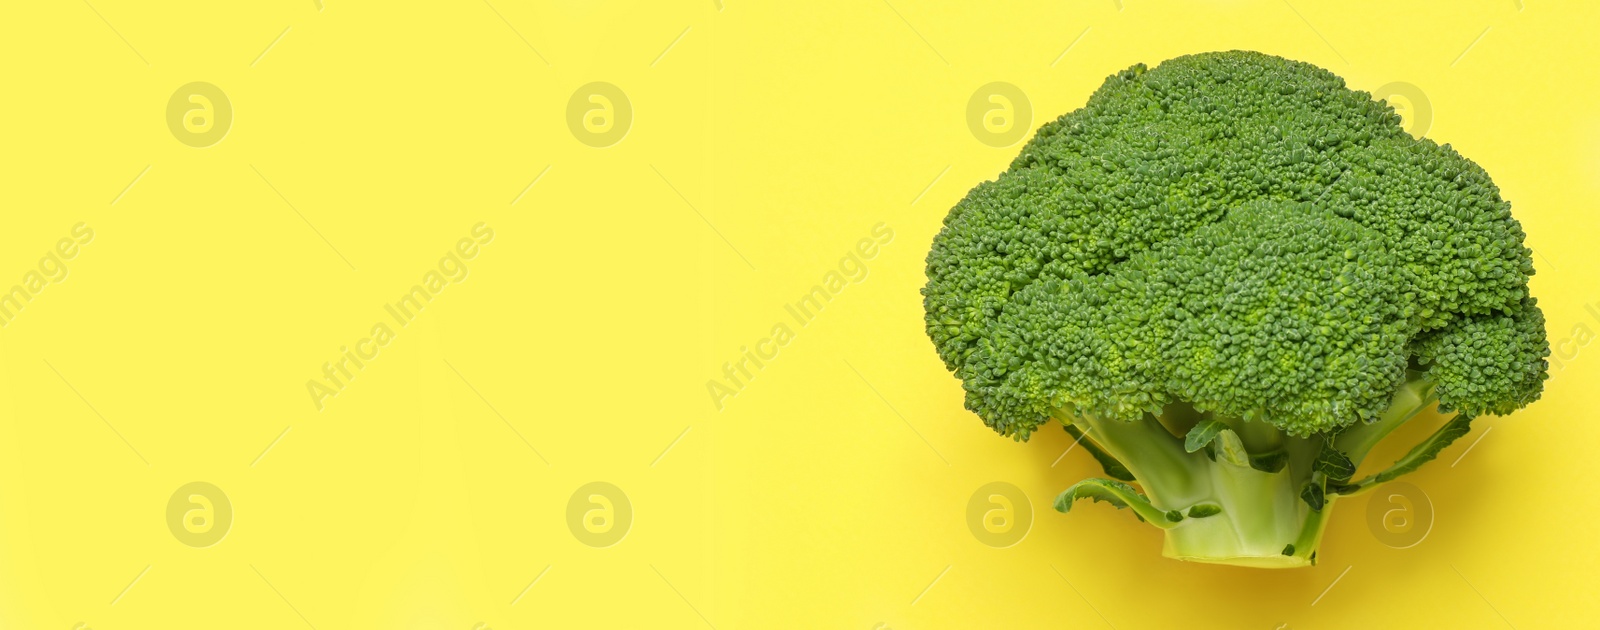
[922,51,1547,439]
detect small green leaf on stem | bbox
[1184,419,1226,452]
[1315,443,1356,481]
[1301,473,1327,511]
[1186,504,1222,518]
[1250,449,1288,473]
[1055,478,1179,529]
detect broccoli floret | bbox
[922,51,1549,567]
[1415,296,1549,417]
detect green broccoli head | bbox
[924,51,1546,440]
[922,51,1549,567]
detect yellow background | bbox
[1,1,1595,628]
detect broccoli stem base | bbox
[1067,411,1325,567]
[1057,373,1440,568]
[1162,453,1319,567]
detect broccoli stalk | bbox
[1054,374,1444,567]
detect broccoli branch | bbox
[1334,414,1474,496]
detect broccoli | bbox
[922,51,1548,567]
